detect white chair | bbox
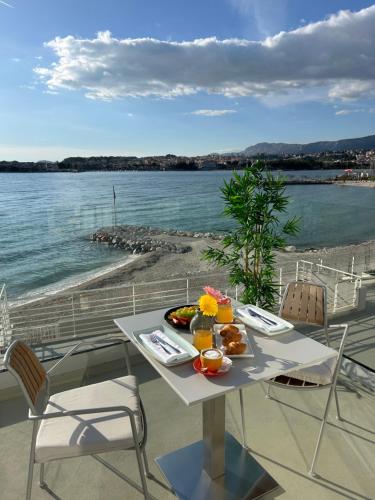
[4,338,150,499]
[239,281,349,476]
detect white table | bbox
[115,309,337,500]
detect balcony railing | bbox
[296,259,361,312]
[0,284,11,351]
[0,258,363,363]
[3,273,235,350]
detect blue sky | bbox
[1,0,375,160]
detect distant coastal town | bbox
[1,133,375,173]
[1,149,375,173]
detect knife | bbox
[154,334,183,353]
[246,308,278,326]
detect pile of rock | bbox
[91,227,192,255]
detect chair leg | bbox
[239,389,247,448]
[39,463,46,488]
[129,412,149,500]
[142,448,152,478]
[134,442,150,500]
[26,421,38,500]
[334,386,342,421]
[309,383,336,477]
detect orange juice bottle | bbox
[216,298,234,324]
[193,329,213,351]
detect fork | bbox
[150,334,173,354]
[246,308,277,326]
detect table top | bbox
[115,308,337,407]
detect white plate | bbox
[235,305,294,336]
[214,323,254,358]
[132,324,199,366]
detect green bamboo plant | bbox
[202,160,300,310]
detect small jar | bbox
[190,311,215,351]
[216,300,234,324]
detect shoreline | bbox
[9,229,375,306]
[333,180,375,188]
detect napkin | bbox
[140,329,189,364]
[236,306,293,334]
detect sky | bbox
[1,0,375,161]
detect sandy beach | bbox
[334,180,375,188]
[13,228,375,308]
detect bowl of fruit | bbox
[164,305,198,330]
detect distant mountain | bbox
[242,134,375,156]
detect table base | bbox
[155,432,279,500]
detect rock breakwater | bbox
[91,225,222,255]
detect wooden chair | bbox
[4,338,150,499]
[279,281,329,346]
[239,281,349,476]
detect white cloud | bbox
[35,5,375,103]
[336,107,375,116]
[190,109,236,116]
[0,1,14,8]
[11,57,20,62]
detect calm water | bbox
[1,169,375,299]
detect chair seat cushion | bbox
[35,376,143,463]
[284,355,338,386]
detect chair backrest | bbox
[4,340,48,414]
[279,281,326,326]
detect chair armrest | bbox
[29,404,135,420]
[47,337,130,375]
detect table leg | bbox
[202,395,225,479]
[155,394,279,500]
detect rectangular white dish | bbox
[213,323,254,358]
[235,305,294,336]
[132,324,199,366]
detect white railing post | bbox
[351,256,355,277]
[132,285,136,315]
[353,278,360,307]
[279,267,283,305]
[235,286,238,301]
[186,278,189,303]
[71,294,77,338]
[0,284,11,349]
[295,260,299,281]
[333,283,338,313]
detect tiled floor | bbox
[0,354,374,500]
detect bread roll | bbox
[219,324,239,337]
[222,331,242,346]
[225,342,247,355]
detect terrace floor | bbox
[0,354,374,500]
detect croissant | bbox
[219,324,239,337]
[225,341,247,355]
[222,331,242,346]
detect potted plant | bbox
[202,160,299,310]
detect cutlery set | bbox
[150,333,182,354]
[246,308,278,326]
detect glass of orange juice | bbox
[216,298,234,324]
[193,329,213,351]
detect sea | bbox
[1,169,375,299]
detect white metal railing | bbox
[296,260,362,313]
[3,273,236,350]
[0,257,362,356]
[0,284,12,351]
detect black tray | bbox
[164,304,198,330]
